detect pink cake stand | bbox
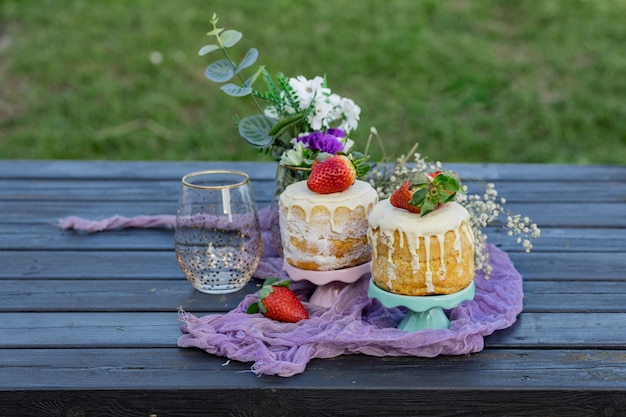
[283,261,372,308]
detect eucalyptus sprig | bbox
[198,13,363,164]
[200,13,281,150]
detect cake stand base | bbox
[367,279,475,332]
[283,261,371,308]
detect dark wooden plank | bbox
[0,250,624,280]
[522,280,626,312]
[2,312,626,349]
[1,348,625,390]
[2,178,625,204]
[507,251,626,280]
[2,279,625,313]
[2,388,624,417]
[0,349,625,416]
[0,178,276,206]
[2,221,626,253]
[1,200,624,227]
[484,312,626,347]
[0,278,261,312]
[2,160,624,181]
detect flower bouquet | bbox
[199,13,366,187]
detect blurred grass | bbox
[0,0,625,163]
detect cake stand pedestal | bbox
[367,279,475,332]
[283,261,371,308]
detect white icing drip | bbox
[423,236,434,293]
[453,228,462,263]
[280,180,378,233]
[437,232,447,281]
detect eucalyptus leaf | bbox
[205,59,235,83]
[198,44,220,56]
[246,66,265,87]
[238,115,274,148]
[221,30,242,48]
[207,27,223,37]
[236,48,258,73]
[220,83,252,97]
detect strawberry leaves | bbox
[391,170,463,216]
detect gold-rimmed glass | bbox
[175,170,262,294]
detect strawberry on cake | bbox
[278,153,378,271]
[368,170,475,296]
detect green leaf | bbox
[205,59,235,83]
[267,112,305,136]
[258,287,272,299]
[207,27,223,37]
[440,190,457,203]
[238,115,274,147]
[220,83,252,97]
[246,65,265,87]
[236,48,258,73]
[263,277,280,287]
[275,280,291,288]
[436,176,460,193]
[220,30,242,47]
[420,198,437,216]
[409,188,427,207]
[408,171,430,187]
[198,44,221,56]
[246,303,259,314]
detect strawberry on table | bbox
[246,278,308,323]
[389,170,463,216]
[306,152,370,194]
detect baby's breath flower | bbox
[367,141,541,278]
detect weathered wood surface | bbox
[1,160,625,417]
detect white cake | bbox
[279,179,378,271]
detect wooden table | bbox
[1,160,625,417]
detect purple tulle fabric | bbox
[178,212,524,377]
[57,208,523,377]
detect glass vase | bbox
[270,164,312,256]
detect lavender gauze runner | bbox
[57,207,523,377]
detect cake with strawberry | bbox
[368,170,475,296]
[278,153,378,271]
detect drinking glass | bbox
[175,170,262,294]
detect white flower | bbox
[279,141,306,166]
[337,97,361,133]
[341,137,355,153]
[289,75,330,111]
[307,94,333,130]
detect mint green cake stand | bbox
[367,279,475,332]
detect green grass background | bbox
[1,0,625,164]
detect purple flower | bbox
[296,130,345,154]
[327,128,345,138]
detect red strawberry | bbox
[306,152,370,194]
[389,170,463,216]
[389,180,421,213]
[246,278,308,323]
